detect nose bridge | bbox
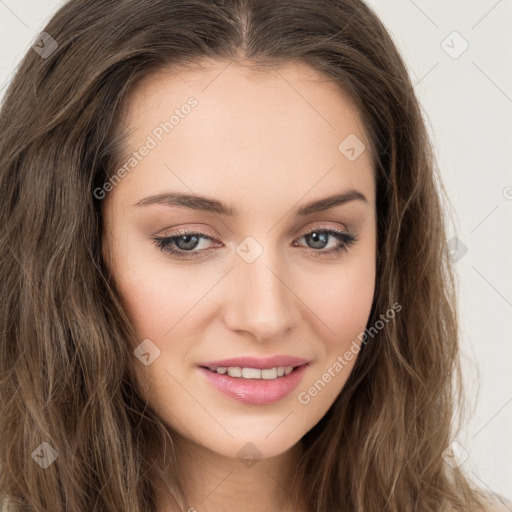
[224,237,298,340]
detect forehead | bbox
[108,59,375,209]
[119,59,369,144]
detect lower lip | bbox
[198,365,308,405]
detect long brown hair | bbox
[0,0,494,510]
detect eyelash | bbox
[151,225,358,260]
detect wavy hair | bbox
[0,0,495,510]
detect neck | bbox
[153,431,305,512]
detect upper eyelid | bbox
[158,225,351,249]
[153,225,357,260]
[161,223,350,239]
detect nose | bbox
[223,247,300,342]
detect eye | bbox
[152,228,218,259]
[293,226,358,256]
[152,225,358,260]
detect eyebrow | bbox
[132,188,368,216]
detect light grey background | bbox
[1,0,511,501]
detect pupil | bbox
[309,232,328,249]
[177,234,199,250]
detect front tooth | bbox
[227,367,242,377]
[221,366,291,378]
[261,368,278,379]
[242,367,262,379]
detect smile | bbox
[205,365,295,379]
[198,363,308,405]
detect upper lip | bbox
[199,355,310,370]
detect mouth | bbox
[201,364,301,380]
[198,355,309,372]
[197,356,310,405]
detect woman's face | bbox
[102,60,376,461]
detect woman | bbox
[0,0,508,511]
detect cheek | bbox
[325,267,375,343]
[113,268,207,430]
[301,250,376,345]
[112,263,206,352]
[292,254,375,420]
[107,220,218,347]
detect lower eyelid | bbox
[154,227,356,256]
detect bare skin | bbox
[101,59,377,512]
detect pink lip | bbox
[199,355,309,370]
[199,364,308,405]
